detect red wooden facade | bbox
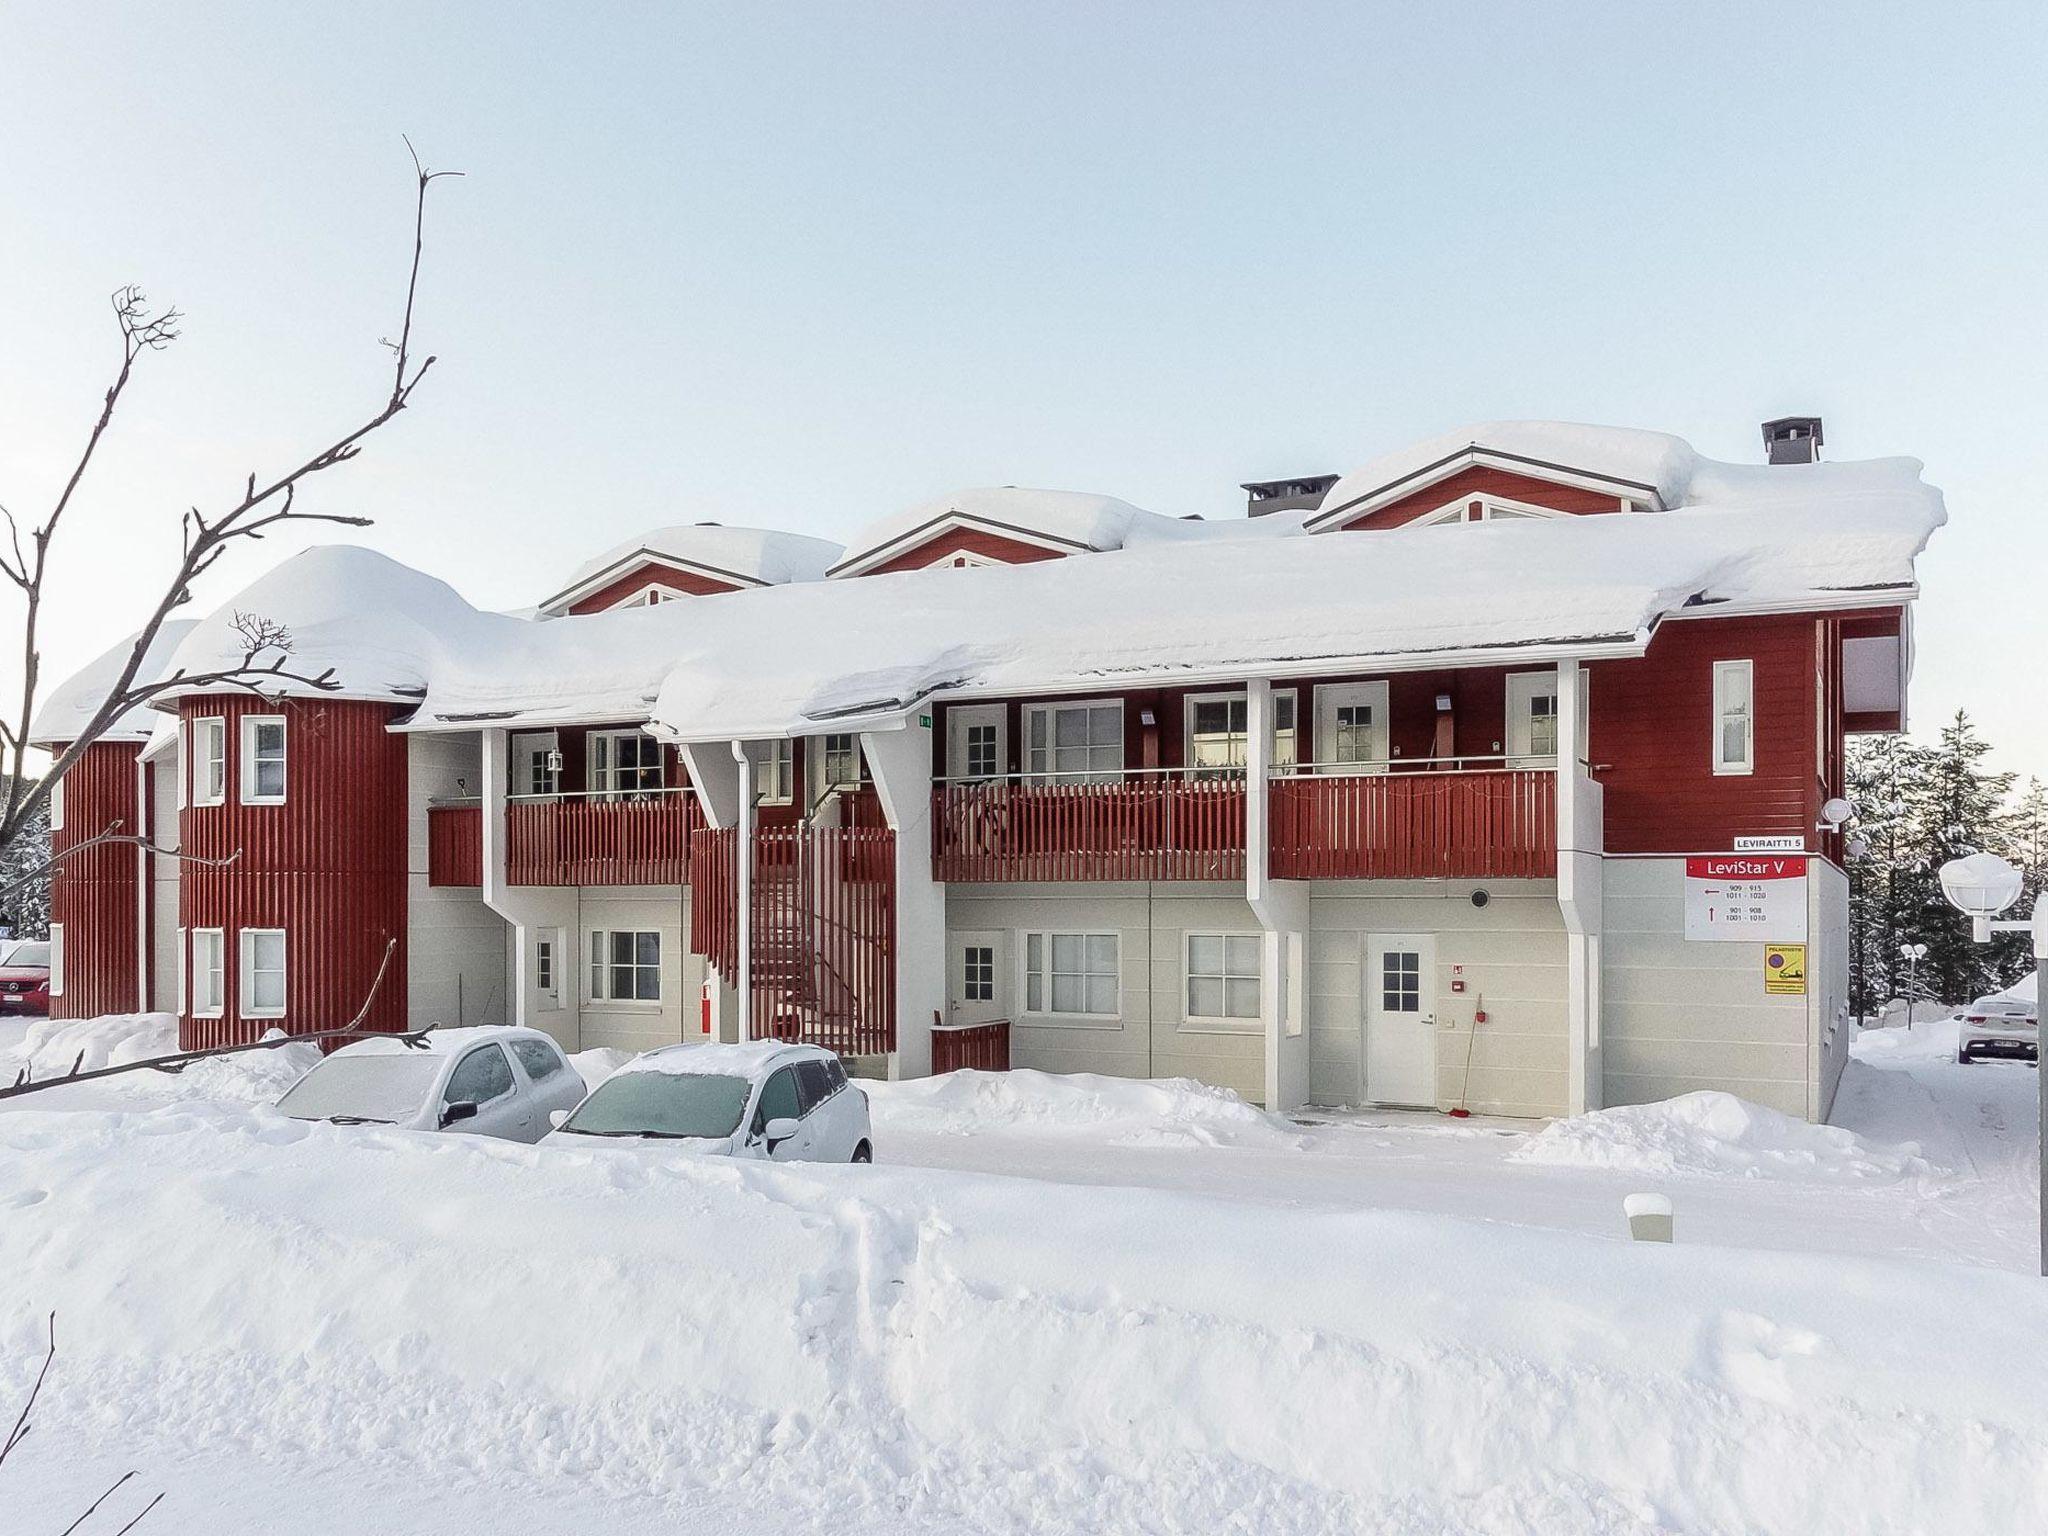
[862,526,1068,577]
[932,777,1246,882]
[427,804,483,887]
[1323,464,1630,531]
[1268,768,1557,880]
[178,694,409,1050]
[932,1019,1011,1074]
[49,740,143,1019]
[689,824,897,1056]
[565,560,744,614]
[504,792,706,886]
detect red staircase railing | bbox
[506,791,705,886]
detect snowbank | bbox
[1511,1090,1941,1182]
[0,1013,319,1105]
[567,1046,635,1091]
[0,1103,2041,1535]
[868,1069,1308,1149]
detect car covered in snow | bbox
[1956,976,2038,1064]
[543,1040,872,1162]
[0,940,51,1015]
[276,1025,586,1140]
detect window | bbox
[1317,682,1391,771]
[1713,660,1755,775]
[444,1045,516,1107]
[47,923,63,999]
[589,929,662,1003]
[752,1066,803,1134]
[962,944,995,1003]
[512,1039,566,1082]
[1185,691,1296,777]
[534,933,560,1008]
[795,1059,837,1114]
[191,928,225,1017]
[1506,671,1561,766]
[589,730,664,800]
[1024,931,1119,1018]
[965,723,999,779]
[511,731,559,798]
[618,584,686,607]
[1185,933,1262,1026]
[756,739,793,805]
[239,928,287,1018]
[240,715,286,804]
[193,717,227,806]
[174,928,186,1013]
[819,733,862,792]
[946,704,1006,782]
[1381,950,1422,1013]
[1024,701,1122,783]
[47,773,62,832]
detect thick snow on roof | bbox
[30,620,198,747]
[830,486,1293,574]
[1318,421,1700,515]
[555,523,842,602]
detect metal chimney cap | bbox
[1761,416,1824,464]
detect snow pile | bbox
[1512,1090,1941,1182]
[0,1103,2042,1534]
[1317,420,1700,516]
[551,523,843,604]
[868,1068,1307,1149]
[1853,1015,1966,1066]
[0,1013,320,1104]
[567,1046,635,1090]
[28,620,197,745]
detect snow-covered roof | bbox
[620,1039,825,1079]
[542,524,842,612]
[826,486,1290,578]
[30,620,199,748]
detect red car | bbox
[0,940,51,1015]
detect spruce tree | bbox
[1906,710,2017,1002]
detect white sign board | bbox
[1684,855,1809,942]
[1733,835,1806,853]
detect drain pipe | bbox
[731,741,753,1042]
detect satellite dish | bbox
[1818,796,1854,831]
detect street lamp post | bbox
[1938,852,2048,1277]
[1899,942,1928,1027]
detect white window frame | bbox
[1411,494,1568,527]
[921,547,998,569]
[587,928,663,1006]
[1713,659,1756,776]
[192,716,227,807]
[191,928,225,1018]
[534,929,562,1010]
[756,739,794,805]
[510,730,561,800]
[47,922,63,998]
[1182,689,1295,778]
[1182,931,1263,1032]
[813,732,864,798]
[1019,930,1121,1027]
[1022,698,1124,784]
[239,715,286,805]
[239,927,287,1019]
[1313,682,1391,773]
[614,582,688,608]
[174,927,186,1014]
[1505,670,1563,767]
[588,728,666,801]
[47,772,62,832]
[946,703,1007,782]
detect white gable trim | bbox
[828,512,1088,579]
[539,551,764,615]
[1409,492,1574,528]
[1306,446,1662,532]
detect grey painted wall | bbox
[405,734,511,1031]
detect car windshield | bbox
[3,942,48,967]
[558,1071,750,1139]
[276,1054,443,1124]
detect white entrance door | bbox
[1504,670,1561,768]
[947,930,1006,1025]
[946,705,1007,782]
[1314,682,1390,772]
[1364,934,1437,1107]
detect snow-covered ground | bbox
[0,1014,2041,1534]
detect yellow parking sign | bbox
[1764,944,1807,996]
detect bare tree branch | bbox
[0,818,239,902]
[0,143,460,860]
[0,1312,52,1468]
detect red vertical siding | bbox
[178,695,408,1049]
[1590,614,1821,855]
[48,741,142,1020]
[863,528,1067,577]
[565,561,744,614]
[1324,465,1631,530]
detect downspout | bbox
[731,740,753,1042]
[134,754,151,1013]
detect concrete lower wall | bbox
[407,735,511,1030]
[1599,856,1820,1119]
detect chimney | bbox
[1761,416,1823,466]
[1241,473,1340,517]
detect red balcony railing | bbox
[932,771,1246,883]
[1268,764,1557,880]
[427,803,483,887]
[506,790,706,886]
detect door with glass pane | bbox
[1505,671,1561,768]
[947,930,1006,1025]
[1315,682,1390,774]
[1364,934,1437,1107]
[946,705,1006,782]
[1024,701,1123,783]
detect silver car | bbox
[276,1026,587,1142]
[544,1040,872,1162]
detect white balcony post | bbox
[862,722,942,1080]
[1553,662,1604,1115]
[731,741,754,1042]
[1247,678,1310,1111]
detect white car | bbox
[1956,990,2039,1064]
[544,1040,872,1162]
[276,1026,587,1141]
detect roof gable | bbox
[1309,449,1662,532]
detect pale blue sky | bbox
[3,2,2043,772]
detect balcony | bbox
[427,803,483,887]
[505,789,706,886]
[1268,761,1557,880]
[932,770,1246,883]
